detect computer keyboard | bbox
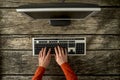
[32,37,86,56]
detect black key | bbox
[35,43,58,54]
[35,43,69,55]
[76,43,84,54]
[69,43,75,47]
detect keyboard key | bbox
[76,43,84,54]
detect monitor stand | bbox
[50,16,71,26]
[50,19,71,26]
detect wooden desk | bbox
[0,0,120,80]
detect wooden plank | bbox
[0,9,120,34]
[0,51,29,74]
[100,0,120,6]
[66,0,120,6]
[0,35,119,50]
[0,0,57,7]
[0,0,120,7]
[1,76,32,80]
[0,0,99,7]
[1,76,120,80]
[65,0,101,5]
[0,50,120,74]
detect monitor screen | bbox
[16,3,101,19]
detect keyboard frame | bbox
[32,37,86,56]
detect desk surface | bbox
[0,0,120,80]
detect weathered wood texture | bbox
[0,50,120,74]
[0,35,120,50]
[1,76,120,80]
[0,8,120,34]
[66,0,120,6]
[0,0,120,80]
[0,0,120,7]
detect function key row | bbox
[35,40,75,44]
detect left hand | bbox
[38,47,51,68]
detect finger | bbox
[48,53,51,60]
[43,47,46,57]
[46,49,51,62]
[47,53,51,62]
[40,48,44,57]
[39,51,41,57]
[54,47,58,57]
[46,48,51,57]
[58,46,62,56]
[61,47,64,56]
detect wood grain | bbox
[0,0,120,7]
[0,0,120,79]
[0,0,57,7]
[1,76,120,80]
[0,50,120,74]
[0,0,99,7]
[0,8,120,34]
[0,35,120,50]
[66,0,120,6]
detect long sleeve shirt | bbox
[32,62,78,80]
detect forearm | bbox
[60,62,78,80]
[32,66,45,80]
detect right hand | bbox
[54,46,68,65]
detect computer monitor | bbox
[16,3,101,26]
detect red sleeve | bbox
[60,62,78,80]
[32,66,45,80]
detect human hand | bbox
[54,46,68,66]
[38,47,51,68]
